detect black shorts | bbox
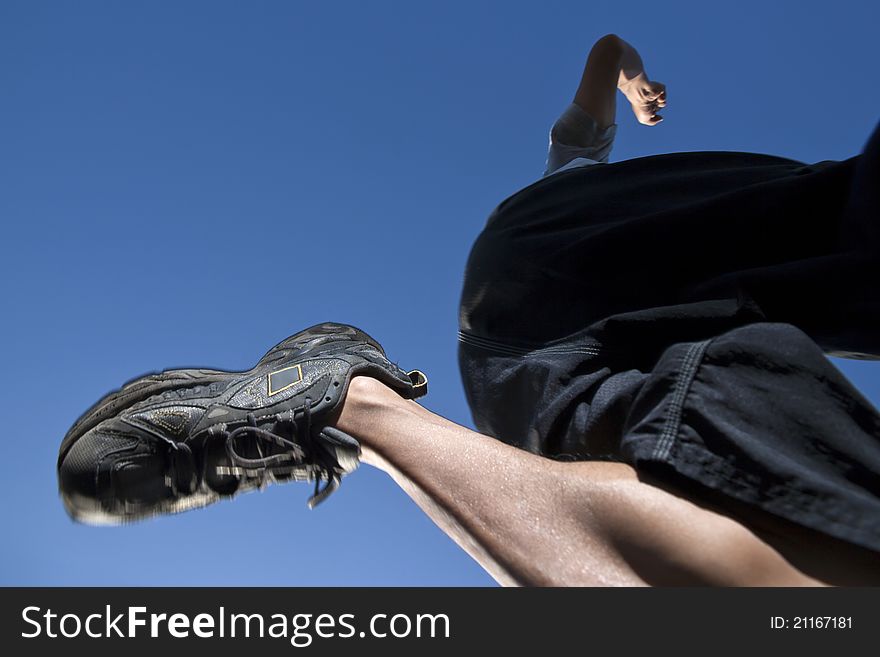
[458,123,880,553]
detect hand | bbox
[619,73,667,126]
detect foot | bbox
[618,72,667,125]
[57,322,427,524]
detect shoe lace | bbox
[207,398,341,507]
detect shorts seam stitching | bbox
[653,339,713,461]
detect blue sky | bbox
[1,0,878,586]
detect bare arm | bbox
[573,34,667,129]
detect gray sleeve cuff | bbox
[546,103,617,171]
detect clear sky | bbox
[2,0,879,586]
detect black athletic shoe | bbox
[57,322,427,524]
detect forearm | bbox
[616,36,647,87]
[575,34,665,128]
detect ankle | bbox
[334,375,404,441]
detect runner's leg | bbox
[334,376,829,586]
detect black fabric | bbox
[458,122,880,552]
